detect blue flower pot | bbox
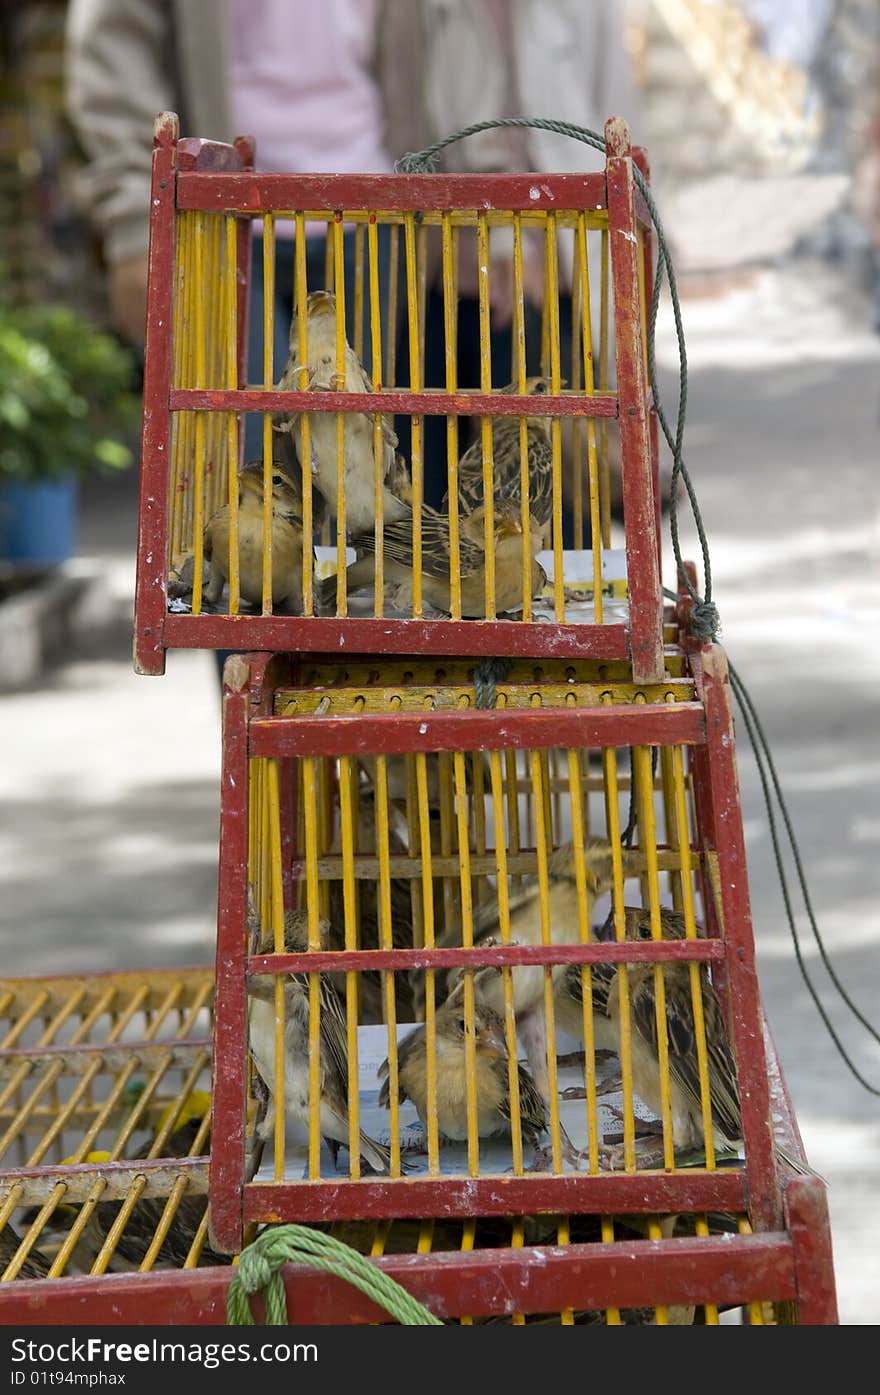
[0,477,77,567]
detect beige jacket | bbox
[65,0,639,264]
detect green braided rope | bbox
[227,1224,444,1326]
[398,117,719,642]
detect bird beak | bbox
[477,1018,508,1057]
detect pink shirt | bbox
[230,0,392,177]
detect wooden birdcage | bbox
[98,108,840,1325]
[135,112,665,681]
[200,611,836,1322]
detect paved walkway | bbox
[1,254,878,1322]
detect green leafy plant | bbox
[0,304,140,483]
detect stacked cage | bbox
[0,112,837,1324]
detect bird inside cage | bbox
[246,905,393,1176]
[276,288,405,535]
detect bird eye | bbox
[639,923,653,940]
[534,379,547,394]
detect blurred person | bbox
[66,0,644,516]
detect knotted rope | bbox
[227,1224,443,1325]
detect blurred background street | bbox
[2,0,879,1322]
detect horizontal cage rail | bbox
[247,702,707,758]
[246,940,724,976]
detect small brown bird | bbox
[443,376,556,533]
[169,455,323,611]
[444,839,641,1088]
[325,502,546,617]
[277,289,404,533]
[0,1224,52,1281]
[378,996,547,1157]
[247,907,392,1174]
[599,907,806,1173]
[598,908,738,1168]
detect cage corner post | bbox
[208,653,253,1254]
[604,116,664,685]
[134,112,179,677]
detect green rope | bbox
[226,1224,444,1326]
[397,117,720,642]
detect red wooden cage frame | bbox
[135,114,665,681]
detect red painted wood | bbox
[247,703,706,760]
[177,136,247,173]
[133,113,178,676]
[246,938,723,977]
[177,171,609,214]
[163,614,632,662]
[632,146,663,570]
[605,117,664,684]
[243,1171,747,1223]
[699,646,781,1232]
[785,1176,839,1324]
[209,669,252,1253]
[0,1232,796,1325]
[170,388,618,418]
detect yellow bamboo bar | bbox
[634,736,675,1169]
[545,214,565,623]
[694,1214,720,1322]
[294,213,315,615]
[374,755,401,1176]
[138,1175,190,1271]
[488,749,524,1174]
[476,212,495,618]
[659,745,682,908]
[453,751,479,1178]
[170,212,189,559]
[404,213,423,615]
[415,752,438,1171]
[301,757,323,1180]
[182,1206,215,1268]
[223,210,241,611]
[598,227,611,548]
[338,755,361,1178]
[437,752,458,975]
[261,213,276,613]
[368,214,386,617]
[600,1216,622,1323]
[530,747,562,1172]
[333,216,348,617]
[566,741,601,1173]
[602,707,635,1171]
[510,1219,526,1324]
[267,759,287,1183]
[441,212,462,619]
[353,221,365,362]
[736,1217,767,1324]
[386,223,399,387]
[190,211,207,614]
[569,229,584,551]
[204,214,223,517]
[511,214,533,618]
[458,1219,476,1326]
[576,212,604,621]
[672,739,715,1165]
[557,1216,574,1324]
